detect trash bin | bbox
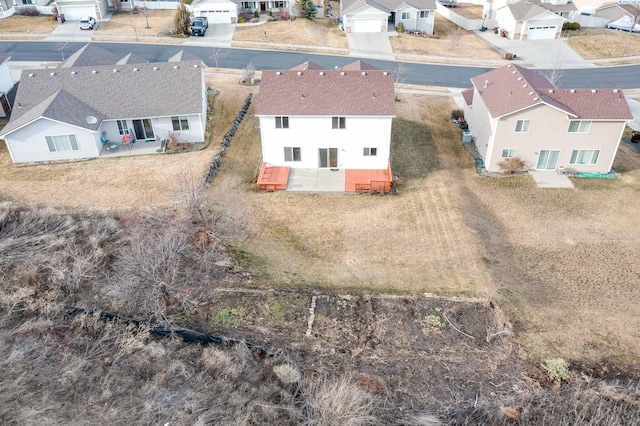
[462,130,472,143]
[57,14,65,24]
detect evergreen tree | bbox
[297,0,317,19]
[174,1,191,36]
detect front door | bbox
[536,150,560,170]
[319,148,338,168]
[260,2,266,11]
[133,119,155,140]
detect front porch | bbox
[99,139,164,158]
[256,162,393,193]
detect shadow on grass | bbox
[391,118,439,179]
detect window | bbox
[570,149,599,165]
[21,0,35,4]
[332,117,346,129]
[419,10,430,18]
[45,135,79,152]
[501,148,516,158]
[241,1,253,8]
[401,11,411,19]
[515,120,530,133]
[171,116,190,131]
[284,147,301,162]
[568,120,591,133]
[363,147,377,156]
[275,116,289,129]
[273,1,284,7]
[116,120,129,135]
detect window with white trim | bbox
[273,1,285,7]
[570,149,599,165]
[284,147,301,161]
[501,148,516,158]
[116,120,129,135]
[332,117,346,129]
[419,10,430,18]
[276,116,289,129]
[515,120,530,133]
[568,120,591,133]
[363,147,377,156]
[401,11,411,19]
[172,116,190,131]
[46,135,79,152]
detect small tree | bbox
[174,1,191,36]
[297,0,317,19]
[242,62,256,83]
[446,27,465,61]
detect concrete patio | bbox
[286,168,346,192]
[99,139,164,158]
[528,170,574,188]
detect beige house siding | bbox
[481,104,626,173]
[463,89,495,161]
[595,5,627,21]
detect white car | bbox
[79,17,96,30]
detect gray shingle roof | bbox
[506,0,549,20]
[255,61,395,117]
[342,0,435,14]
[532,0,576,12]
[0,52,9,64]
[168,50,203,63]
[2,61,204,136]
[58,44,122,68]
[116,52,149,65]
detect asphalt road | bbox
[1,41,639,89]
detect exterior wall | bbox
[463,88,496,161]
[595,5,626,21]
[258,115,392,169]
[485,104,624,173]
[0,61,15,93]
[496,7,517,37]
[99,114,204,144]
[5,118,99,163]
[524,15,563,39]
[395,5,435,33]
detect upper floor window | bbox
[515,119,530,133]
[172,116,190,131]
[332,117,346,129]
[46,135,79,152]
[401,11,411,19]
[419,10,430,18]
[276,116,289,129]
[568,120,591,133]
[570,149,600,165]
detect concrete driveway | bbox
[346,33,394,60]
[475,31,594,69]
[47,21,96,41]
[185,23,235,47]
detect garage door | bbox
[527,25,557,40]
[197,10,234,24]
[61,5,96,21]
[351,19,382,33]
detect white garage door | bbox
[527,25,557,40]
[61,5,95,21]
[197,10,235,24]
[351,19,382,33]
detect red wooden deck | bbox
[345,162,393,193]
[257,162,290,190]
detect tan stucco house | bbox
[461,64,633,173]
[495,0,565,39]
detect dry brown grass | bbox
[451,5,484,20]
[390,16,500,59]
[0,74,254,209]
[95,10,176,37]
[233,18,348,48]
[566,27,640,60]
[0,15,57,33]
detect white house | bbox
[192,0,239,23]
[56,0,109,20]
[0,45,206,164]
[255,61,396,192]
[461,64,633,173]
[0,52,15,118]
[341,0,436,33]
[495,0,565,39]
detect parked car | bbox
[79,16,96,30]
[190,17,208,36]
[438,0,457,6]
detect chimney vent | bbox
[92,70,97,74]
[50,72,56,76]
[297,71,302,76]
[341,72,345,76]
[591,89,596,93]
[570,89,575,93]
[361,71,367,76]
[483,80,489,88]
[276,71,281,75]
[28,73,34,78]
[71,71,77,75]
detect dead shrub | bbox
[304,374,378,425]
[498,157,525,174]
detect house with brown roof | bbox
[340,0,437,34]
[254,60,396,192]
[0,45,206,164]
[461,64,633,173]
[495,0,565,39]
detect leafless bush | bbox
[498,157,525,174]
[14,6,41,15]
[304,374,378,425]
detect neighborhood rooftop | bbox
[341,0,436,14]
[2,60,204,135]
[255,61,396,117]
[504,0,549,20]
[468,64,633,120]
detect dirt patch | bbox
[233,18,347,48]
[95,10,176,37]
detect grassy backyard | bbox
[0,15,57,34]
[566,27,640,60]
[232,17,347,48]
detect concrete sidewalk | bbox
[529,170,575,188]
